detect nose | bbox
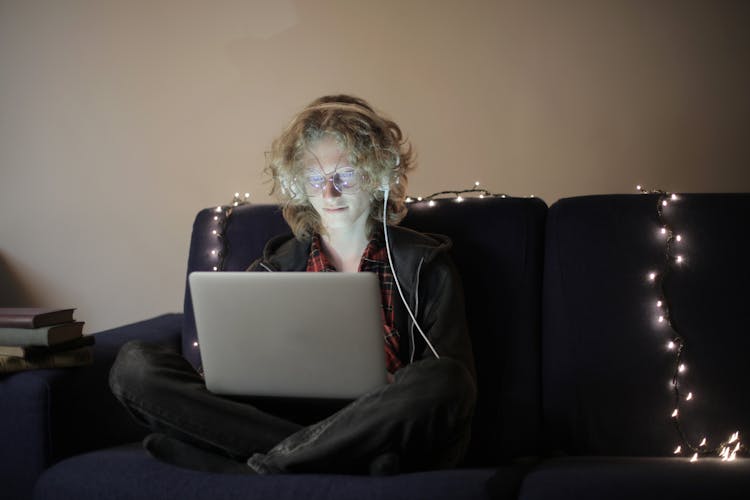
[322,177,341,199]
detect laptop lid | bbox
[188,272,387,399]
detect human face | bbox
[303,137,373,236]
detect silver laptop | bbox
[189,272,387,399]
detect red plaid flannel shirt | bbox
[306,234,403,374]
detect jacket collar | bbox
[258,225,452,278]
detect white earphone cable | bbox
[382,187,440,359]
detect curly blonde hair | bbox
[265,95,414,240]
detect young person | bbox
[109,95,476,475]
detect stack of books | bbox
[0,308,94,373]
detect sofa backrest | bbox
[542,194,750,457]
[182,197,547,466]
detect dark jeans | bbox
[109,340,476,474]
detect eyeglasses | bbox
[302,165,361,196]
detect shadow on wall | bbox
[0,251,40,307]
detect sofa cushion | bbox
[34,445,505,500]
[516,456,750,500]
[543,194,750,456]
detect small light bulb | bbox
[729,432,740,444]
[215,206,222,212]
[676,255,683,263]
[667,341,676,350]
[649,272,657,281]
[479,194,485,199]
[678,364,686,373]
[474,181,480,187]
[686,392,693,401]
[657,300,663,307]
[690,453,698,462]
[212,266,218,271]
[672,408,679,418]
[501,194,507,198]
[663,200,668,207]
[658,315,665,323]
[405,197,413,203]
[676,235,682,242]
[428,200,436,207]
[699,437,706,447]
[212,230,218,235]
[636,185,642,191]
[213,216,219,221]
[729,452,737,461]
[417,197,423,201]
[193,341,198,347]
[244,192,250,198]
[456,196,464,203]
[661,227,667,235]
[671,194,678,201]
[673,445,682,454]
[234,192,240,197]
[211,250,217,255]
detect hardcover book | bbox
[0,308,76,329]
[0,346,93,373]
[0,335,94,358]
[0,322,84,347]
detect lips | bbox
[323,206,347,212]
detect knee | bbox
[109,340,166,400]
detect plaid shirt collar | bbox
[306,233,403,373]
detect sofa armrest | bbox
[0,313,182,500]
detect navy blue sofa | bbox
[1,194,748,499]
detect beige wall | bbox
[1,0,749,333]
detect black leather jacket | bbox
[246,225,476,382]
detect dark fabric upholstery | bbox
[543,194,750,456]
[403,197,547,465]
[0,313,182,500]
[34,445,501,500]
[517,456,750,500]
[180,198,547,466]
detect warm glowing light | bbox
[212,266,218,271]
[244,192,250,198]
[661,227,667,235]
[211,250,217,255]
[479,194,485,199]
[729,432,740,444]
[212,230,218,235]
[657,300,663,307]
[676,255,684,263]
[667,341,676,350]
[234,192,240,197]
[672,409,679,418]
[649,272,657,281]
[686,392,693,401]
[673,445,682,454]
[678,364,686,373]
[193,341,198,347]
[456,196,464,202]
[213,216,219,221]
[700,437,707,447]
[417,197,423,201]
[658,315,665,323]
[671,194,678,201]
[474,181,480,187]
[690,453,698,462]
[662,200,668,207]
[405,197,413,203]
[428,200,436,207]
[636,185,642,191]
[215,206,222,212]
[676,235,682,242]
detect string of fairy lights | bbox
[199,185,744,462]
[638,185,744,462]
